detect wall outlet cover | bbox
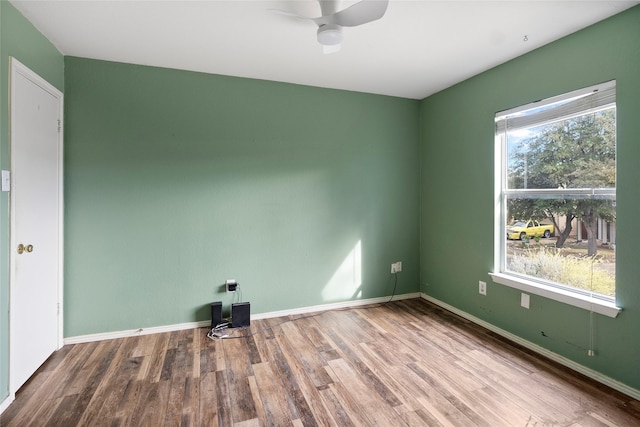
[521,293,530,309]
[391,261,402,274]
[479,281,487,295]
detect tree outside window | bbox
[496,82,616,299]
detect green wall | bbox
[5,0,639,407]
[0,0,64,404]
[419,6,640,389]
[64,57,420,337]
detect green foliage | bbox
[509,109,616,190]
[507,109,616,253]
[508,248,615,296]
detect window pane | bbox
[505,196,616,298]
[507,108,616,190]
[497,82,616,301]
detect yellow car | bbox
[507,220,554,240]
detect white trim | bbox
[420,293,640,401]
[64,292,421,344]
[64,320,212,345]
[493,80,619,321]
[494,132,505,280]
[0,395,15,415]
[57,75,65,352]
[504,187,616,198]
[495,80,616,120]
[489,272,621,318]
[251,292,420,320]
[8,58,64,397]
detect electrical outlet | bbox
[391,261,402,274]
[521,293,530,309]
[479,281,487,295]
[226,279,238,292]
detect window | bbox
[492,81,620,317]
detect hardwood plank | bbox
[43,394,80,427]
[407,362,483,426]
[462,349,578,422]
[278,321,334,388]
[398,408,446,427]
[164,332,194,425]
[251,362,293,426]
[326,357,402,425]
[76,338,142,425]
[233,419,261,427]
[296,319,335,353]
[317,385,357,427]
[214,338,227,372]
[214,368,233,426]
[0,369,51,424]
[147,331,170,383]
[357,342,426,412]
[54,340,123,426]
[64,340,122,396]
[270,332,336,427]
[112,379,145,426]
[181,375,200,427]
[134,334,159,381]
[321,366,373,426]
[263,330,318,425]
[3,298,640,427]
[454,350,551,422]
[129,379,171,426]
[164,376,188,426]
[324,327,402,408]
[391,362,473,426]
[221,337,258,423]
[160,347,177,382]
[37,341,101,399]
[198,371,219,427]
[191,328,201,380]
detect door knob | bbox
[17,244,33,254]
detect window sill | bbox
[489,272,621,318]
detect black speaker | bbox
[231,302,250,328]
[210,301,223,328]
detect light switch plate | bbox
[1,170,10,192]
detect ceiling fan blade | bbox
[314,0,389,27]
[270,0,388,49]
[269,8,313,22]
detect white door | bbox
[9,58,63,393]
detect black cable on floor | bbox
[207,272,401,341]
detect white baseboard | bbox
[251,292,420,320]
[420,293,640,401]
[63,292,420,345]
[63,320,210,345]
[1,394,15,415]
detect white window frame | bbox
[491,81,621,318]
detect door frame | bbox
[8,57,64,396]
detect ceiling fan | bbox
[274,0,389,53]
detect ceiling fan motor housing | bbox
[317,24,343,46]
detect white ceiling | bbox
[10,0,639,99]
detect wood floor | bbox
[2,299,640,426]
